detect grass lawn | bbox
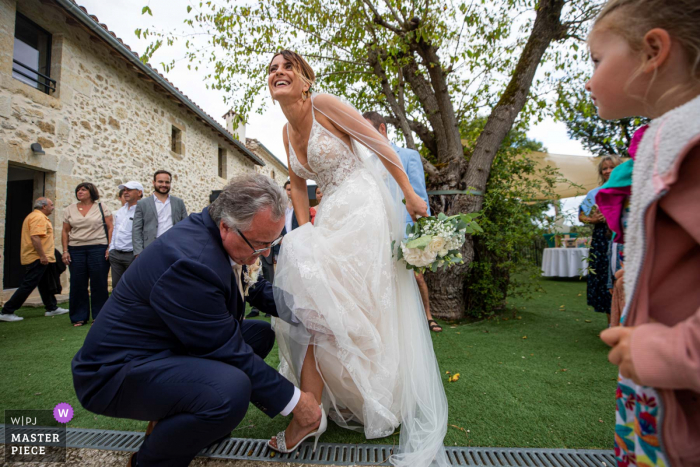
[0,277,616,449]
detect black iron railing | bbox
[12,59,56,93]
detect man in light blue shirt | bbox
[363,112,441,333]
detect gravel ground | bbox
[0,445,344,466]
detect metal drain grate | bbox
[0,425,614,466]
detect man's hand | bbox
[105,248,110,260]
[291,391,322,429]
[601,326,640,383]
[39,255,49,265]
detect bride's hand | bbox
[405,193,428,222]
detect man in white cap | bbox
[109,181,143,290]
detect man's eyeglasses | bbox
[236,229,283,255]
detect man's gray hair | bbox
[209,173,286,231]
[33,197,50,210]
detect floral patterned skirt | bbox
[615,375,669,467]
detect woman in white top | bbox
[61,182,113,326]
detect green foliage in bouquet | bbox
[396,213,483,274]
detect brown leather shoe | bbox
[126,452,137,466]
[145,421,157,437]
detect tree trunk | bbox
[426,0,567,320]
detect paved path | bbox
[0,445,339,466]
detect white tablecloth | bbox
[541,248,590,278]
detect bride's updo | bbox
[269,50,315,100]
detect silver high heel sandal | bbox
[268,404,327,453]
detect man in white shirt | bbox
[109,181,143,289]
[132,170,188,256]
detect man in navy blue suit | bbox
[72,174,321,467]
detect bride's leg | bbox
[270,342,325,449]
[300,343,324,404]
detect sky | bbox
[77,0,588,224]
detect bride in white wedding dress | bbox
[268,50,449,467]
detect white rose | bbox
[401,244,437,267]
[439,248,449,257]
[427,236,447,253]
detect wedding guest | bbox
[0,198,68,322]
[282,180,299,234]
[597,128,647,326]
[62,183,113,327]
[578,155,621,323]
[589,2,700,464]
[118,188,127,207]
[109,181,143,290]
[132,170,188,257]
[310,186,323,224]
[363,112,439,332]
[72,173,321,467]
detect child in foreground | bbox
[587,1,700,466]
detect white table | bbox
[541,248,590,278]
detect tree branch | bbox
[367,48,418,150]
[461,0,567,209]
[361,0,404,34]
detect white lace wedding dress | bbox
[273,94,448,467]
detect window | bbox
[12,13,55,94]
[218,147,227,178]
[171,126,182,154]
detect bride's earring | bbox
[302,90,308,102]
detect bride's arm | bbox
[283,125,311,226]
[313,94,428,220]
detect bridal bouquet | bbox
[395,212,482,273]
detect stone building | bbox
[247,139,289,187]
[0,0,286,290]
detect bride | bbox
[268,50,449,467]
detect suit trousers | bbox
[68,245,110,323]
[103,319,276,467]
[2,260,57,314]
[109,250,135,291]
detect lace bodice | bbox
[288,108,363,198]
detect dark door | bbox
[3,179,34,288]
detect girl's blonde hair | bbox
[594,0,700,87]
[597,154,622,185]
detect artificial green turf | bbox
[0,277,616,449]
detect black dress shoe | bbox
[246,309,260,318]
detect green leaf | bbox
[438,212,448,221]
[187,5,192,13]
[142,6,153,16]
[405,223,413,236]
[405,235,433,250]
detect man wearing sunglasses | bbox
[72,174,321,467]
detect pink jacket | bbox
[625,96,700,466]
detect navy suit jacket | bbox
[72,207,294,417]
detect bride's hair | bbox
[268,50,315,97]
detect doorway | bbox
[3,166,46,289]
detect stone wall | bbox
[247,138,289,187]
[0,0,259,290]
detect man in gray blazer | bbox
[133,170,188,256]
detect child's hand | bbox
[601,326,640,384]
